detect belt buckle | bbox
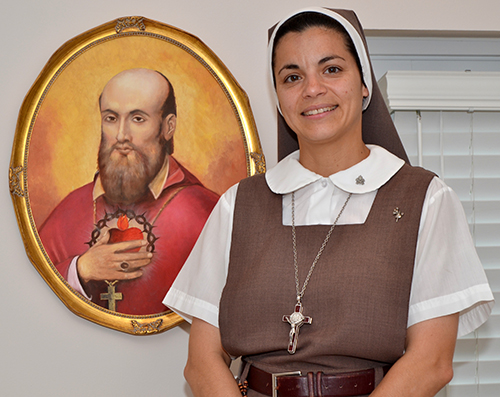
[271,371,302,397]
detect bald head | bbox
[101,68,176,117]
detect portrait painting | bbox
[10,17,265,335]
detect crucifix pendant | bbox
[282,299,312,354]
[100,280,123,311]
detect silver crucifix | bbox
[282,300,312,354]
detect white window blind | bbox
[380,71,500,397]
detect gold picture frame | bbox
[9,16,265,335]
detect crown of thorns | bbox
[86,208,157,252]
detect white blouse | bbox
[163,145,494,337]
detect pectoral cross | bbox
[282,300,312,354]
[101,280,123,311]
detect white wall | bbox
[2,1,499,396]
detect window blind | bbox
[380,71,500,397]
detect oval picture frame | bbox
[9,16,265,335]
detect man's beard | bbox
[98,131,168,205]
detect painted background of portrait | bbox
[28,35,247,228]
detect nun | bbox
[164,7,494,397]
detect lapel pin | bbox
[355,175,365,185]
[393,207,404,222]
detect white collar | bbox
[265,145,405,194]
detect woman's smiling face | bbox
[273,26,368,151]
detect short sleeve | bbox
[162,184,238,327]
[408,177,494,337]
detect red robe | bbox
[39,158,219,315]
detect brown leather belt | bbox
[246,364,390,397]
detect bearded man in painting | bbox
[39,68,219,315]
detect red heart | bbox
[108,227,144,252]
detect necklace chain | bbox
[292,191,352,301]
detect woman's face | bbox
[273,26,368,150]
